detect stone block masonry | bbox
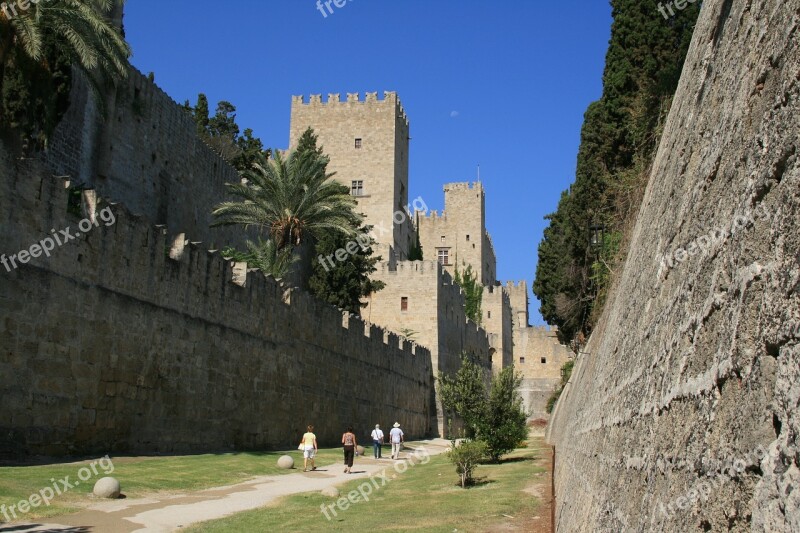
[289,92,413,261]
[363,259,492,435]
[43,67,248,251]
[0,143,433,456]
[547,0,799,531]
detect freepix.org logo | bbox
[1,206,116,273]
[0,0,53,22]
[0,455,115,522]
[316,0,353,18]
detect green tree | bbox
[440,355,528,461]
[0,0,130,142]
[296,126,325,159]
[477,368,528,462]
[295,127,386,314]
[308,226,385,314]
[455,264,483,324]
[438,354,488,439]
[211,150,361,250]
[187,95,268,172]
[192,94,210,138]
[233,128,268,174]
[447,440,488,488]
[533,0,699,342]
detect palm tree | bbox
[212,149,361,250]
[222,238,297,280]
[0,0,130,100]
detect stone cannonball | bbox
[93,477,121,499]
[356,445,365,456]
[277,455,295,469]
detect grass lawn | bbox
[187,440,548,533]
[0,446,344,521]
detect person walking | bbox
[300,425,318,472]
[342,426,357,474]
[370,424,385,459]
[389,422,404,460]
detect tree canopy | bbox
[533,0,700,342]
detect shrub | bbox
[447,440,488,488]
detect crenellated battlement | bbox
[443,181,484,193]
[375,259,442,275]
[291,91,408,127]
[505,280,529,289]
[3,154,431,366]
[0,142,434,453]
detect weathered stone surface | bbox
[0,145,434,457]
[277,455,294,470]
[547,1,799,531]
[93,477,120,499]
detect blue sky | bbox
[123,0,612,324]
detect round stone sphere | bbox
[93,477,120,499]
[321,486,340,498]
[277,455,294,469]
[356,445,365,456]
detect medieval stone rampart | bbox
[0,144,433,456]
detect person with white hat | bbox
[370,424,385,459]
[389,422,404,459]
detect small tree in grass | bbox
[447,440,488,488]
[439,355,529,463]
[477,367,529,462]
[438,354,488,439]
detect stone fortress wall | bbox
[362,260,492,435]
[547,0,799,530]
[0,142,433,456]
[503,280,573,419]
[43,68,248,252]
[288,92,414,260]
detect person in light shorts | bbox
[390,422,404,459]
[300,425,318,472]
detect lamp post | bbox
[589,223,605,253]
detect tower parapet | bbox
[291,91,409,128]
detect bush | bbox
[447,440,488,488]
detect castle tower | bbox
[482,285,514,374]
[505,280,529,329]
[288,92,412,260]
[416,182,497,286]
